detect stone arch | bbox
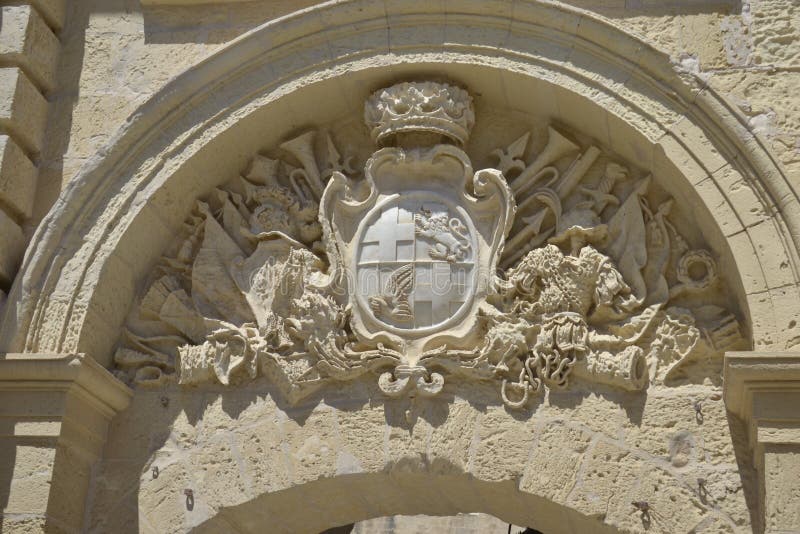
[1,0,798,364]
[90,385,743,533]
[1,3,791,532]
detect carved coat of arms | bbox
[116,81,745,408]
[320,83,514,396]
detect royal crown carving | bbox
[364,81,475,146]
[115,81,746,409]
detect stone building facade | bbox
[0,1,799,533]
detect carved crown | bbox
[364,81,475,146]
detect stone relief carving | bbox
[115,81,746,408]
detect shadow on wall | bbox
[135,0,747,47]
[61,0,748,49]
[0,418,16,533]
[84,376,757,533]
[140,0,324,45]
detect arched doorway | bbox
[2,2,796,533]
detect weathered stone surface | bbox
[27,0,67,32]
[0,516,48,534]
[520,422,593,502]
[335,403,388,474]
[282,408,343,485]
[0,444,55,513]
[764,445,800,533]
[621,392,733,466]
[0,67,47,154]
[0,4,60,93]
[708,69,800,189]
[0,134,36,219]
[749,0,800,68]
[567,439,645,520]
[471,408,537,482]
[0,206,24,285]
[1,2,799,533]
[617,465,711,532]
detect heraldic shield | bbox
[321,147,515,388]
[120,80,742,407]
[320,83,515,396]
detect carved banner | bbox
[114,81,745,408]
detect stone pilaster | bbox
[724,352,800,534]
[0,354,131,533]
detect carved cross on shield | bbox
[320,143,515,364]
[356,200,477,332]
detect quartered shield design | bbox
[355,199,477,334]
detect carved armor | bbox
[115,80,743,409]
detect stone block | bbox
[0,67,48,154]
[746,218,797,290]
[609,465,710,533]
[0,4,60,93]
[236,411,291,494]
[281,408,341,485]
[749,0,800,68]
[768,285,800,349]
[0,444,56,513]
[427,402,479,475]
[186,436,251,510]
[471,408,537,482]
[567,440,644,519]
[764,444,800,533]
[0,134,37,219]
[0,515,48,533]
[14,0,67,33]
[0,206,24,285]
[712,164,771,230]
[520,422,593,503]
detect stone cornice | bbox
[724,351,800,459]
[0,353,132,417]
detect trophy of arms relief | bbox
[115,81,745,408]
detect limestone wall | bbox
[0,1,63,308]
[0,1,798,533]
[89,384,751,533]
[46,0,800,201]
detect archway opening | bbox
[321,514,538,534]
[189,473,623,534]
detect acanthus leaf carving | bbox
[115,81,747,409]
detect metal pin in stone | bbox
[184,489,194,511]
[632,501,649,512]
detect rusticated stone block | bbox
[0,443,56,513]
[0,67,48,154]
[0,134,37,219]
[0,206,24,285]
[520,422,593,503]
[24,0,66,33]
[765,445,800,532]
[567,440,645,519]
[0,4,60,93]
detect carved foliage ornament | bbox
[116,81,745,408]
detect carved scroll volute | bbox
[471,167,517,282]
[318,168,376,293]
